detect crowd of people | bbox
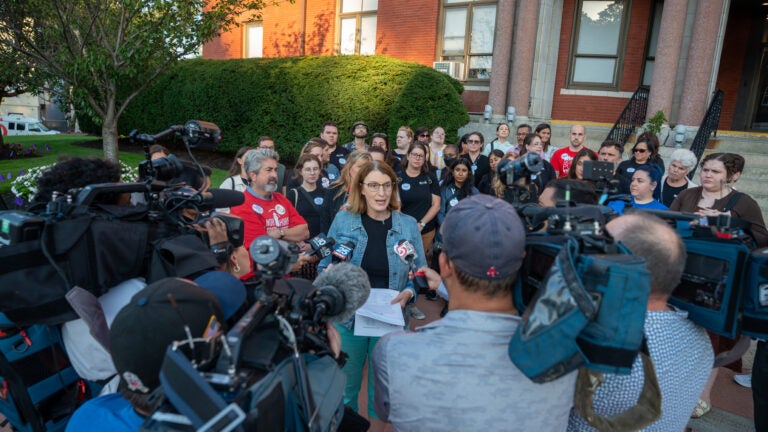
[15,119,767,432]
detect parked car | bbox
[0,114,60,136]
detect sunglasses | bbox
[419,133,430,138]
[633,148,648,154]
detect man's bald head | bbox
[606,214,686,300]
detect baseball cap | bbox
[442,195,525,280]
[350,121,369,133]
[109,278,224,394]
[194,271,246,319]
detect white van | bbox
[0,114,60,136]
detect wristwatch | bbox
[418,221,425,229]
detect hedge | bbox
[111,55,468,162]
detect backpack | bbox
[0,314,94,432]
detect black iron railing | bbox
[688,89,724,178]
[605,85,650,145]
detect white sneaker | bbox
[733,373,752,388]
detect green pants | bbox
[335,323,380,419]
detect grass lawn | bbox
[0,135,228,197]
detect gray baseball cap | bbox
[442,195,526,280]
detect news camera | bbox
[0,121,243,326]
[141,237,371,432]
[496,152,544,205]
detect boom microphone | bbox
[313,263,371,323]
[197,188,245,209]
[394,239,429,291]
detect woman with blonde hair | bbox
[319,160,425,429]
[324,150,373,224]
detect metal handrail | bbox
[687,89,724,178]
[605,85,651,146]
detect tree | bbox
[0,0,270,161]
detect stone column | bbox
[488,0,516,117]
[507,0,540,120]
[647,0,689,120]
[677,0,727,126]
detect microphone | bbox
[305,234,335,259]
[393,239,429,292]
[313,263,371,323]
[197,188,245,209]
[331,241,355,263]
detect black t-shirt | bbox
[328,146,350,172]
[461,153,490,187]
[286,186,329,238]
[661,180,688,208]
[361,214,392,289]
[398,171,439,232]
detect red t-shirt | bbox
[550,147,596,178]
[230,189,307,248]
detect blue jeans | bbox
[335,323,379,419]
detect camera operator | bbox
[66,278,226,432]
[229,148,310,250]
[372,195,576,431]
[567,213,713,431]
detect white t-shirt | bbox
[61,278,146,385]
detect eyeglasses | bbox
[362,182,394,192]
[409,153,425,160]
[633,148,648,154]
[467,140,481,144]
[419,133,430,138]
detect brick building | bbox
[204,0,768,133]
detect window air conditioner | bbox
[433,61,465,80]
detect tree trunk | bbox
[101,113,119,162]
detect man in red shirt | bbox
[551,124,592,178]
[230,148,309,249]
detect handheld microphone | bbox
[331,241,355,263]
[394,239,429,292]
[313,263,371,323]
[305,234,335,259]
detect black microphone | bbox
[331,241,355,263]
[305,234,335,259]
[393,239,429,292]
[313,263,371,323]
[196,188,245,209]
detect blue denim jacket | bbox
[319,210,426,299]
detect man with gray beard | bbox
[230,148,309,249]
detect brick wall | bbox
[551,0,653,123]
[376,0,439,65]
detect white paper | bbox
[354,315,404,337]
[354,288,405,337]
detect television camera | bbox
[0,121,243,326]
[141,237,370,432]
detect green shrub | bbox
[117,56,467,162]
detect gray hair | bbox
[244,148,279,175]
[669,148,697,171]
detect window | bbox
[568,0,630,89]
[244,22,263,58]
[339,0,378,55]
[641,1,663,86]
[438,0,497,81]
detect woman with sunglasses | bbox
[319,161,425,429]
[460,131,490,188]
[615,134,664,198]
